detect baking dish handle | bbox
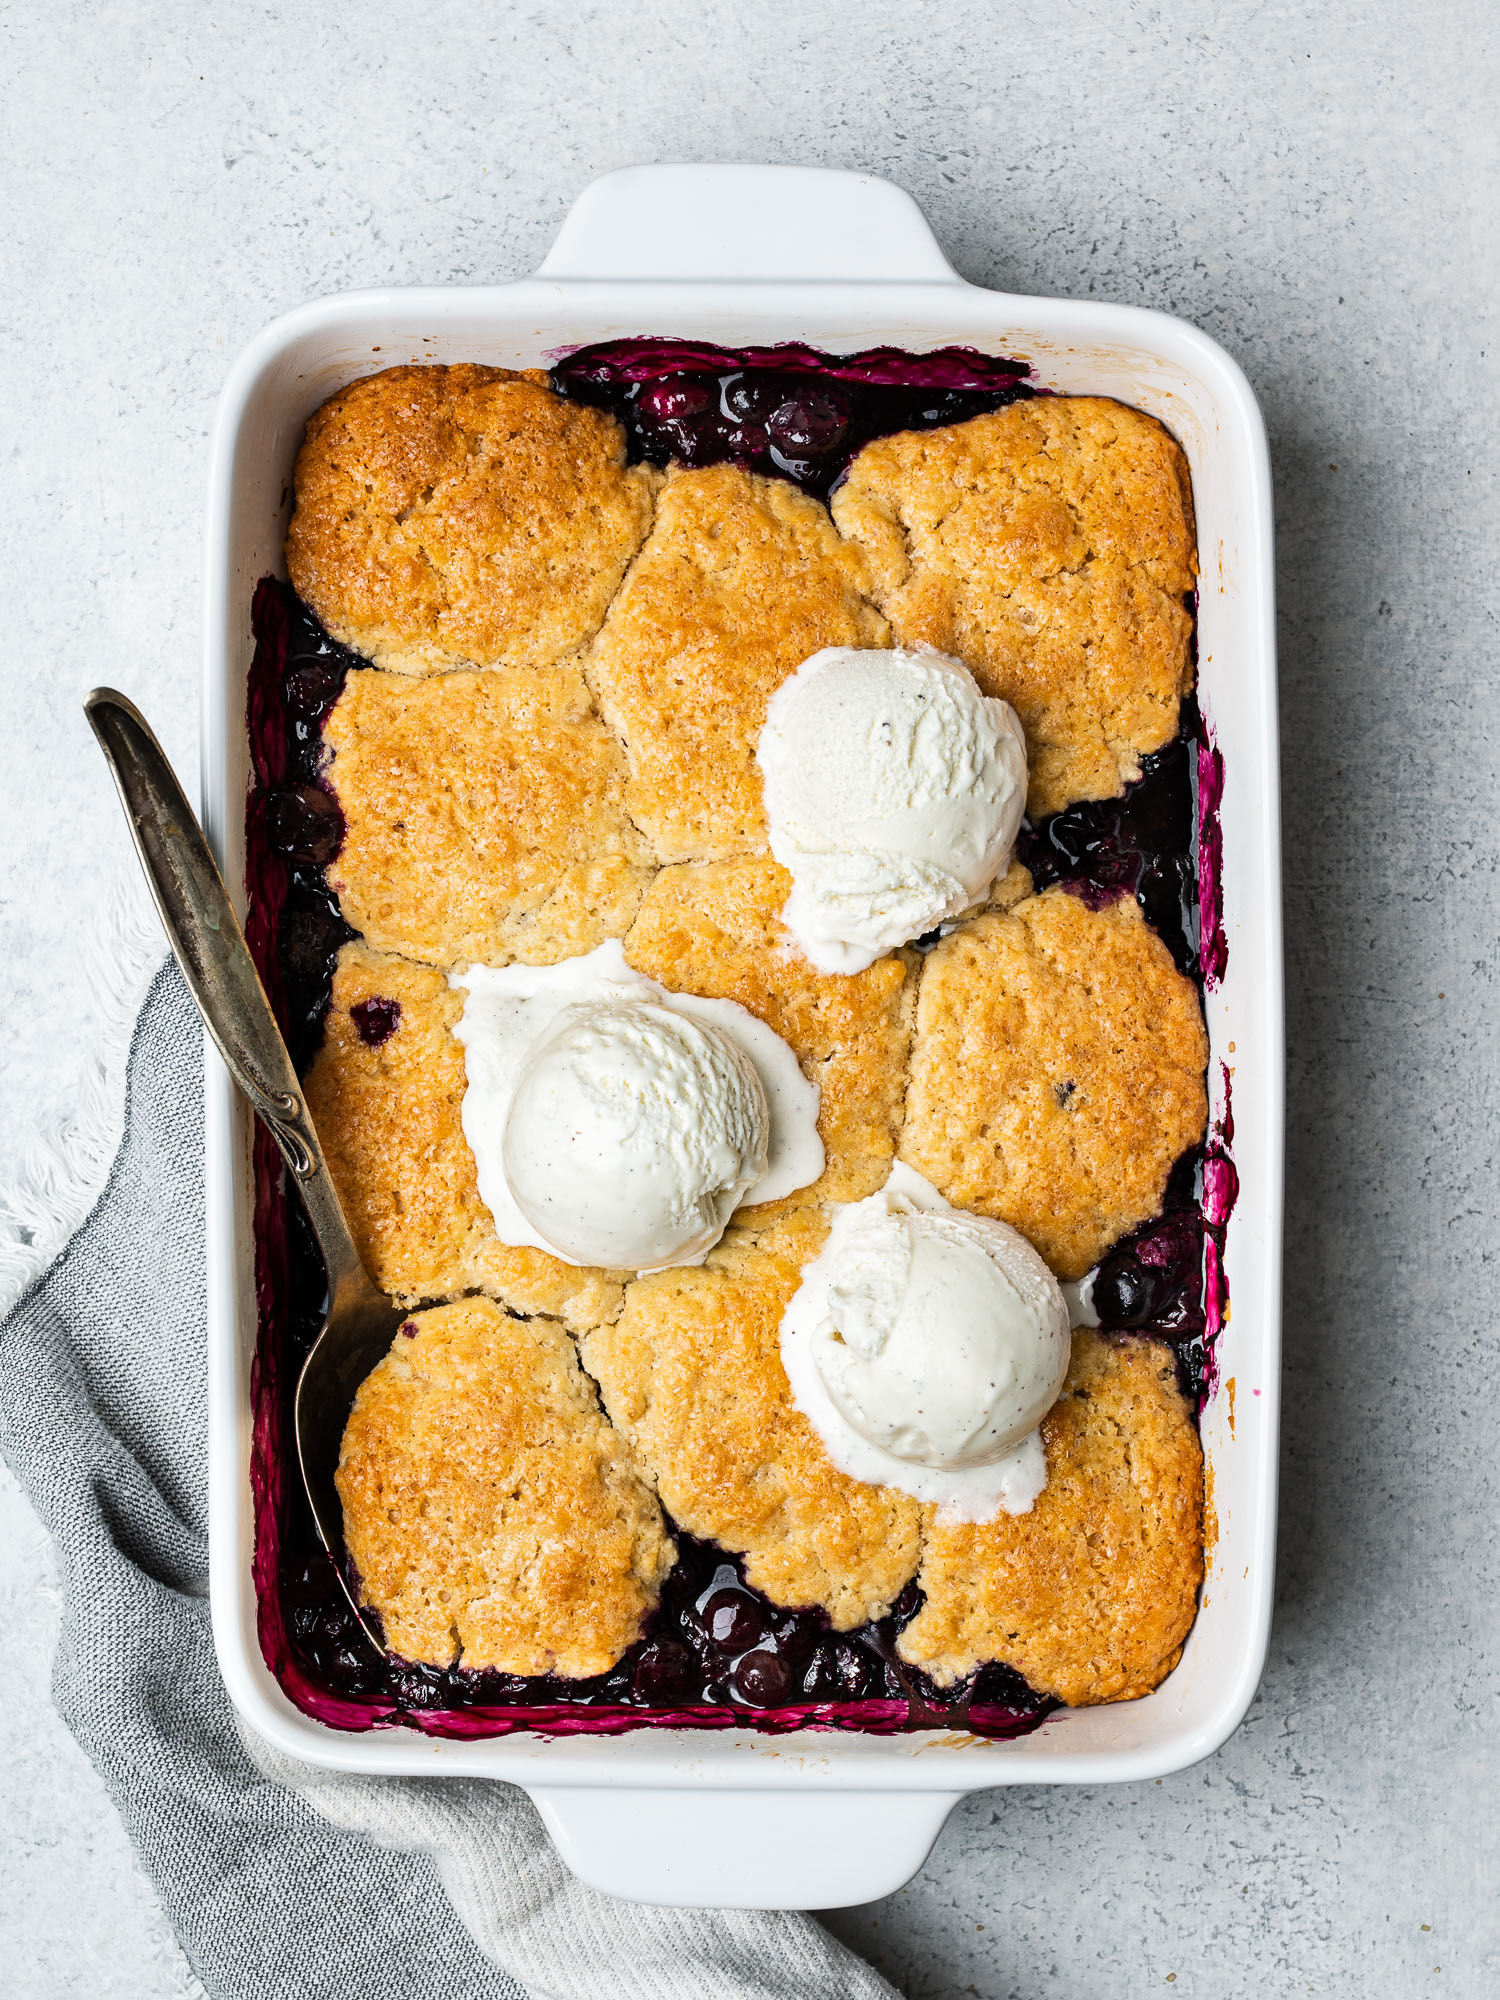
[537,163,963,285]
[527,1782,958,1909]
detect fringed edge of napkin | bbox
[0,868,167,1312]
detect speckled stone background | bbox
[3,1,1497,1994]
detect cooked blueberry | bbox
[646,413,711,462]
[267,783,344,864]
[283,658,345,724]
[278,901,347,986]
[1093,1262,1156,1327]
[767,1612,819,1667]
[721,374,782,422]
[970,1660,1040,1710]
[1163,1149,1202,1211]
[899,1661,950,1711]
[702,1587,768,1653]
[638,377,713,422]
[1091,1206,1205,1334]
[721,420,768,459]
[807,1638,883,1699]
[732,1649,794,1706]
[468,1669,529,1703]
[889,1579,923,1626]
[350,996,401,1047]
[329,1638,380,1684]
[393,1664,452,1709]
[632,1639,698,1705]
[767,392,849,453]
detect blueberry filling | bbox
[1015,693,1203,979]
[244,338,1232,1740]
[275,884,355,1072]
[245,579,360,1071]
[265,782,342,866]
[272,1532,1053,1738]
[1090,1143,1233,1405]
[550,338,1035,500]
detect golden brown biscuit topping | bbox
[897,1330,1204,1703]
[900,887,1208,1279]
[323,663,651,970]
[583,1213,923,1630]
[833,396,1197,816]
[625,857,916,1206]
[584,463,888,861]
[287,364,659,676]
[337,1298,674,1676]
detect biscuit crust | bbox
[582,1213,923,1629]
[900,888,1208,1279]
[287,365,658,676]
[584,463,889,861]
[897,1331,1204,1704]
[303,942,622,1329]
[323,664,651,969]
[337,1298,674,1676]
[625,857,916,1206]
[832,397,1197,817]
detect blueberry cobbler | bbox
[246,343,1235,1740]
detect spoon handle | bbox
[85,687,372,1308]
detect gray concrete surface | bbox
[2,0,1496,1993]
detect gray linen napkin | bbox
[0,958,899,2000]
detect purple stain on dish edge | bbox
[1197,726,1229,989]
[1198,1068,1239,1383]
[548,337,1035,392]
[242,337,1234,1737]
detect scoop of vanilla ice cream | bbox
[756,645,1028,973]
[780,1163,1072,1519]
[813,1200,1069,1467]
[452,942,823,1273]
[502,999,770,1270]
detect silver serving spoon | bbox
[86,687,399,1652]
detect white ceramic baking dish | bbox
[203,163,1282,1911]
